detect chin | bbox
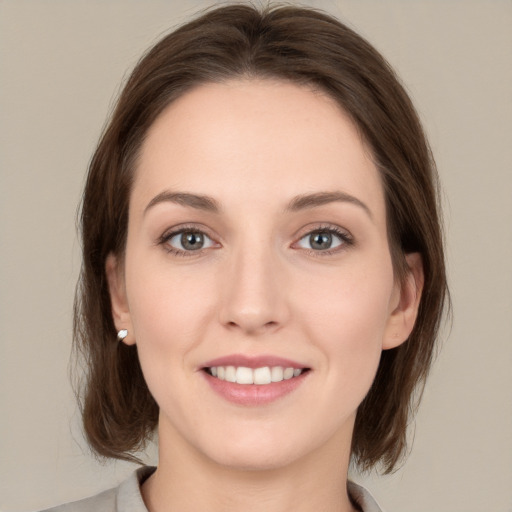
[208,445,299,472]
[197,424,326,473]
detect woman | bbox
[43,4,448,511]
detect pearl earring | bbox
[117,329,128,341]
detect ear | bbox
[105,253,135,345]
[383,252,424,350]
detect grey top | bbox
[40,466,384,512]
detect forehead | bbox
[133,79,385,220]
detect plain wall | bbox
[1,1,511,511]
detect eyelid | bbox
[157,223,221,255]
[291,224,354,255]
[168,231,216,250]
[292,223,353,241]
[156,222,353,257]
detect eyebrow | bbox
[144,191,221,215]
[285,191,373,219]
[144,190,372,219]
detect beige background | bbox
[1,1,511,511]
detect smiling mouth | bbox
[204,366,309,385]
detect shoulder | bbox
[38,486,116,512]
[37,466,156,512]
[348,481,385,512]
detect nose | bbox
[218,241,290,336]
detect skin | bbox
[107,79,423,512]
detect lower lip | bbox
[203,371,309,406]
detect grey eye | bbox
[297,230,344,251]
[167,231,214,251]
[310,232,333,250]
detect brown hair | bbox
[74,3,448,473]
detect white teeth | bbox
[236,366,254,384]
[283,367,295,380]
[254,367,272,385]
[225,366,236,383]
[208,365,305,385]
[271,366,284,382]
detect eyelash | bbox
[157,224,353,258]
[158,224,216,257]
[295,225,354,257]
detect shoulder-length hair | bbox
[74,3,448,473]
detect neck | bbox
[142,418,358,512]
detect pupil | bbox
[181,232,204,250]
[310,232,332,250]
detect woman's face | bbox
[108,79,420,470]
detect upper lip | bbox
[201,354,309,370]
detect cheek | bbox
[124,251,218,361]
[297,260,395,392]
[122,261,212,412]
